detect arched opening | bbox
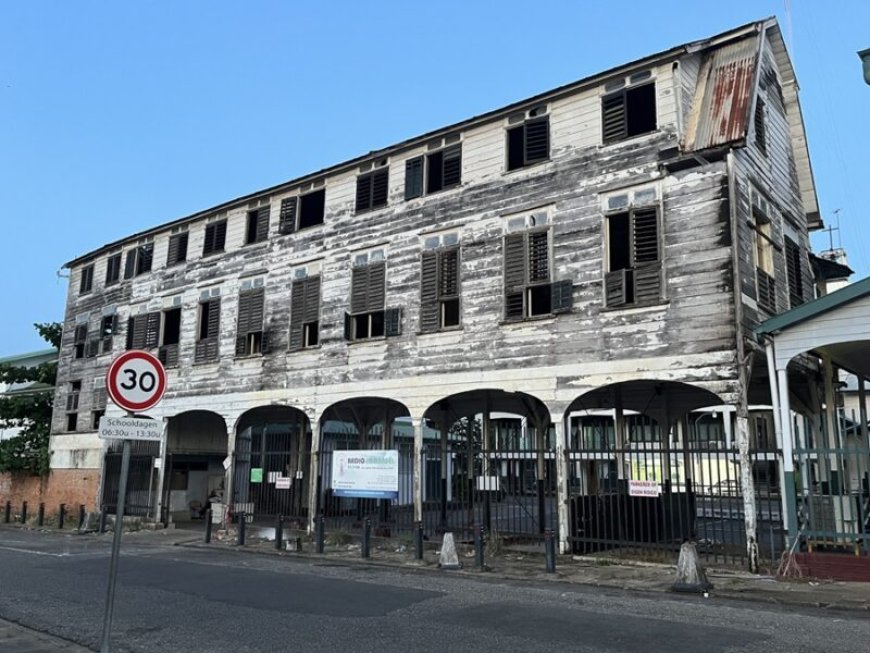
[233,405,311,525]
[422,389,553,543]
[163,410,227,525]
[318,397,411,536]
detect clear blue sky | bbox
[2,1,868,354]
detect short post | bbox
[21,501,28,524]
[3,500,10,523]
[362,518,371,558]
[204,509,212,544]
[237,512,246,546]
[78,504,86,530]
[414,520,424,560]
[316,515,325,554]
[99,507,108,534]
[544,528,556,573]
[58,503,66,529]
[275,515,284,551]
[475,524,485,570]
[38,502,45,527]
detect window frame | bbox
[506,113,550,172]
[194,296,221,363]
[405,144,462,200]
[166,231,189,267]
[79,264,94,295]
[245,206,271,245]
[123,243,154,279]
[202,220,228,257]
[235,286,266,357]
[355,167,389,214]
[105,253,122,286]
[289,274,321,351]
[420,235,461,333]
[601,75,657,145]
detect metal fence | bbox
[101,440,160,517]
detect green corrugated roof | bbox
[0,348,58,366]
[755,275,870,338]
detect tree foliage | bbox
[0,323,60,475]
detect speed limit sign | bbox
[105,350,167,413]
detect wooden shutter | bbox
[439,248,459,297]
[632,208,659,263]
[527,231,549,282]
[384,308,402,337]
[167,233,186,266]
[442,145,461,188]
[605,269,628,307]
[504,233,526,289]
[524,118,549,164]
[206,298,220,339]
[289,280,305,350]
[371,169,388,208]
[343,312,352,340]
[303,277,320,323]
[634,262,661,303]
[236,291,252,337]
[505,292,524,320]
[125,318,135,350]
[786,238,803,308]
[356,174,372,212]
[209,221,227,253]
[255,206,270,241]
[602,92,626,143]
[405,157,424,200]
[248,289,265,333]
[551,279,574,314]
[754,97,767,155]
[279,197,298,234]
[127,315,148,349]
[86,336,100,358]
[419,251,439,333]
[366,262,386,311]
[123,250,136,279]
[350,266,369,314]
[144,312,160,348]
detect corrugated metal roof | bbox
[684,36,759,151]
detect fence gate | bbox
[102,440,160,517]
[567,412,784,566]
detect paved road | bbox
[0,529,868,652]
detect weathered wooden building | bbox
[49,18,824,565]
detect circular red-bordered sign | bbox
[106,350,167,413]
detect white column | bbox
[553,414,570,554]
[413,417,424,524]
[307,420,321,533]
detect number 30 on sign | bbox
[106,350,167,413]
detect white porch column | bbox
[153,418,169,522]
[306,420,321,533]
[776,367,796,541]
[553,414,570,554]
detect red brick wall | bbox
[792,552,870,583]
[0,469,100,513]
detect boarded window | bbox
[420,247,461,333]
[605,207,661,308]
[166,232,189,266]
[602,82,657,144]
[346,261,400,340]
[507,117,549,171]
[356,168,389,213]
[79,265,94,294]
[785,238,804,308]
[195,298,221,363]
[203,220,227,256]
[289,276,321,350]
[503,228,569,319]
[123,244,154,279]
[105,253,122,285]
[245,206,270,244]
[235,288,265,356]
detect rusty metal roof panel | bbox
[685,37,759,151]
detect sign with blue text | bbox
[331,450,399,499]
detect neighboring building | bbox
[50,18,827,565]
[0,348,57,442]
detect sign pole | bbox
[100,427,132,653]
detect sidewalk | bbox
[0,618,92,653]
[185,527,870,613]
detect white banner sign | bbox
[98,416,162,441]
[331,450,399,499]
[628,479,662,497]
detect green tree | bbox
[0,323,61,475]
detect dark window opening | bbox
[304,321,319,347]
[442,298,460,327]
[167,233,189,266]
[162,308,181,346]
[507,117,549,171]
[92,410,105,430]
[105,254,121,285]
[352,311,385,340]
[604,207,661,308]
[786,238,804,308]
[602,82,657,144]
[124,244,154,279]
[408,145,462,198]
[356,168,389,213]
[66,412,78,432]
[298,189,326,230]
[245,206,270,244]
[100,314,118,354]
[528,285,552,316]
[73,324,87,359]
[203,220,227,256]
[79,265,94,294]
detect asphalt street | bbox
[0,529,868,653]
